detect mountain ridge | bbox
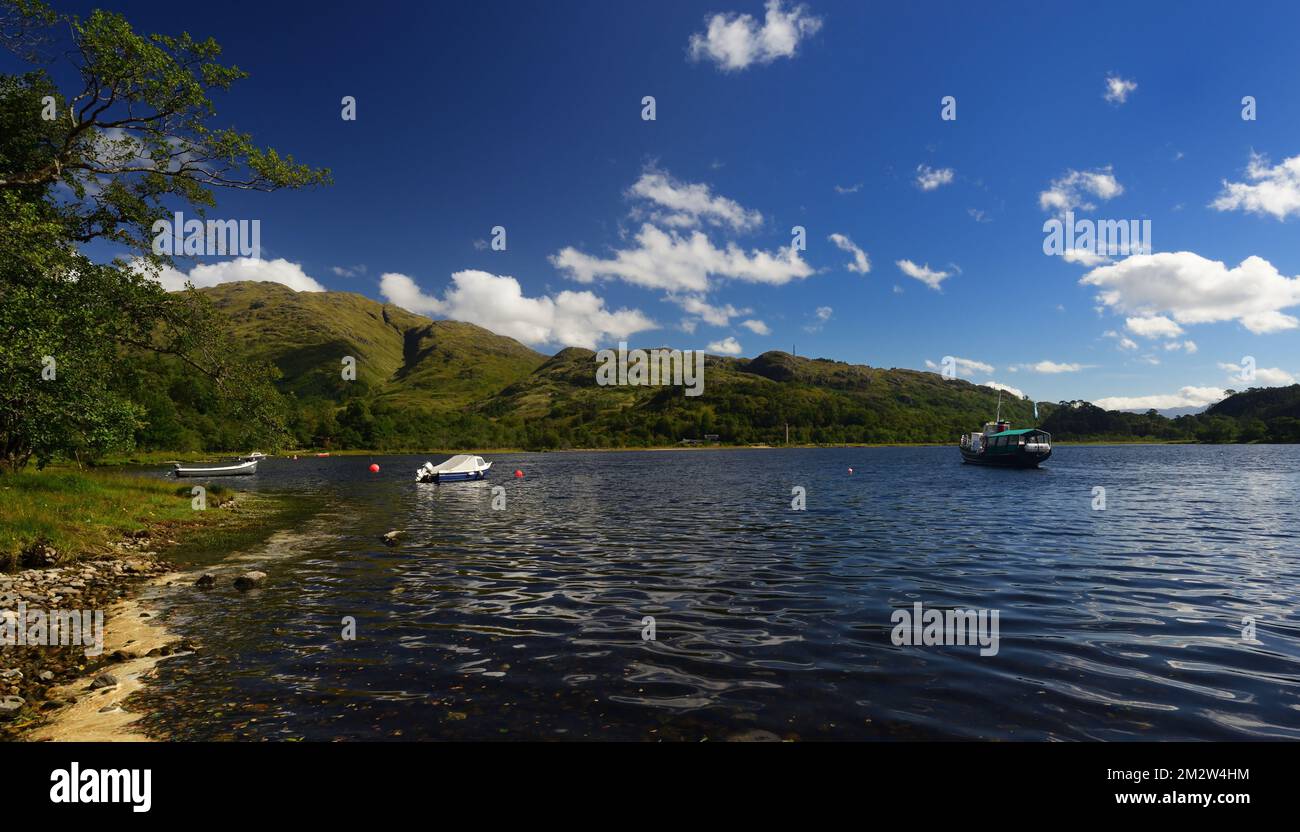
[129,281,1300,450]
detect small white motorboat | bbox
[173,460,258,477]
[242,451,268,461]
[415,454,491,483]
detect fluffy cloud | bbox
[1063,249,1110,267]
[828,232,871,274]
[1014,360,1089,374]
[1094,386,1226,412]
[1218,362,1296,386]
[1039,167,1123,212]
[1125,315,1184,339]
[984,381,1027,399]
[551,223,813,293]
[688,0,822,71]
[1163,340,1198,353]
[1103,74,1137,104]
[803,305,832,332]
[741,318,770,335]
[146,257,325,293]
[915,165,955,191]
[707,336,744,355]
[628,168,762,232]
[1116,336,1139,350]
[834,183,861,194]
[896,259,952,290]
[1082,252,1300,334]
[1212,152,1300,221]
[379,270,656,349]
[925,356,994,377]
[669,293,750,327]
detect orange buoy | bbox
[369,463,380,473]
[513,469,524,478]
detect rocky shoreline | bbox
[0,528,200,739]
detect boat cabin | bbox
[960,425,1052,454]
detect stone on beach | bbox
[89,672,118,690]
[234,571,267,590]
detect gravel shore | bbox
[0,532,187,739]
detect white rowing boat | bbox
[173,460,258,477]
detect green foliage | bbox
[1041,388,1300,444]
[0,1,328,471]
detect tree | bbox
[0,0,329,471]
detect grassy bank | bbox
[0,469,235,571]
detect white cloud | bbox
[688,0,822,71]
[707,336,744,355]
[1218,362,1296,386]
[828,232,871,274]
[669,293,750,327]
[967,208,991,223]
[1094,386,1226,412]
[330,264,366,278]
[1125,315,1184,339]
[1103,330,1140,350]
[925,356,993,377]
[552,223,813,293]
[628,168,763,232]
[1039,166,1123,212]
[1083,252,1300,334]
[1163,340,1198,353]
[1212,152,1300,221]
[146,257,326,293]
[984,381,1027,399]
[1063,249,1111,267]
[379,270,656,349]
[1103,74,1137,104]
[1015,360,1089,374]
[896,259,952,290]
[834,183,861,194]
[741,318,770,335]
[915,165,955,191]
[802,305,832,332]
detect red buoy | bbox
[514,469,524,478]
[369,463,380,473]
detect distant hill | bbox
[125,282,1298,451]
[122,282,1047,450]
[202,281,546,409]
[1205,384,1300,420]
[1042,387,1300,444]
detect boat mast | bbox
[995,389,1003,423]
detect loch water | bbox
[134,446,1300,740]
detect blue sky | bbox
[24,0,1300,409]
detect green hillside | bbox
[478,347,1041,447]
[114,281,1300,454]
[203,282,546,407]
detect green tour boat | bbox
[959,393,1052,468]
